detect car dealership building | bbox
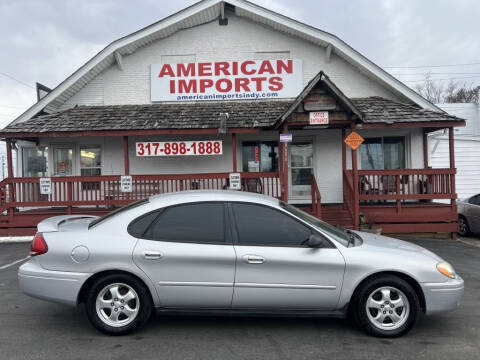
[0,0,465,236]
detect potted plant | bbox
[359,212,382,235]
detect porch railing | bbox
[0,172,280,213]
[356,168,456,201]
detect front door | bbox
[289,141,314,201]
[230,202,345,310]
[132,202,236,308]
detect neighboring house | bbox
[430,103,480,200]
[0,0,465,236]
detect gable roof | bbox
[275,71,363,128]
[10,0,440,126]
[0,97,463,138]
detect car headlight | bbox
[437,261,456,279]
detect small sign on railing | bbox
[39,178,51,195]
[121,176,132,193]
[229,173,241,190]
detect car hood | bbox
[353,231,443,262]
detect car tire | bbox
[458,216,471,237]
[85,273,152,335]
[352,275,421,337]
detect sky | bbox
[0,0,479,129]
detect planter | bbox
[360,227,382,235]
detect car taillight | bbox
[30,233,48,256]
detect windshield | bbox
[279,201,351,247]
[88,198,149,229]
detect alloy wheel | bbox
[95,283,140,327]
[365,286,410,331]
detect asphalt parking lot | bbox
[0,238,479,360]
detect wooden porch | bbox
[0,167,457,236]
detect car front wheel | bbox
[458,216,470,236]
[86,274,152,335]
[353,275,421,337]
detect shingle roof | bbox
[351,97,463,124]
[0,100,294,134]
[0,97,464,135]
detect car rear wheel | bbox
[86,274,152,335]
[458,216,471,237]
[353,275,421,337]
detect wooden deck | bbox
[0,168,458,236]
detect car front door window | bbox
[231,202,311,247]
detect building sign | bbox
[280,133,292,143]
[39,178,51,195]
[229,173,241,190]
[150,59,303,102]
[136,141,223,156]
[309,111,329,125]
[344,131,365,150]
[120,176,132,192]
[304,94,336,111]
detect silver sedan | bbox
[18,191,463,337]
[457,194,480,236]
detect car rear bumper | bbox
[18,260,91,306]
[421,275,464,315]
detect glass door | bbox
[53,146,74,176]
[289,141,313,200]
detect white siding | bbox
[430,103,480,199]
[60,14,403,110]
[430,137,480,199]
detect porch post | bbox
[341,128,346,209]
[6,140,15,221]
[449,127,457,239]
[350,128,360,230]
[449,127,456,206]
[423,129,429,168]
[123,136,129,175]
[282,123,289,202]
[231,133,237,172]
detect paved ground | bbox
[0,238,479,360]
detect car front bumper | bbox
[18,259,91,306]
[421,275,464,315]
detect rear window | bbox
[88,198,149,229]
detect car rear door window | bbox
[145,202,225,244]
[231,203,311,246]
[128,211,161,238]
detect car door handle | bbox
[143,251,163,260]
[244,255,265,264]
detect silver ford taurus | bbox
[18,191,463,337]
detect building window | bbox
[80,147,101,176]
[23,147,48,177]
[242,142,278,172]
[360,137,405,169]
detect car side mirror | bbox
[307,234,327,248]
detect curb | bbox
[0,237,33,243]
